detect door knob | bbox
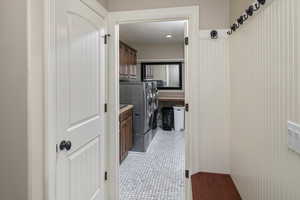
[59,140,72,151]
[59,141,67,151]
[65,141,72,151]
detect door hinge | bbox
[104,34,111,44]
[184,37,189,45]
[104,171,108,181]
[185,103,189,112]
[104,103,108,112]
[185,170,190,179]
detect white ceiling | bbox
[120,20,185,45]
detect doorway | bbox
[107,6,199,200]
[119,20,186,199]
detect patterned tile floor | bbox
[120,129,185,200]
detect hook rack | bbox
[227,0,267,35]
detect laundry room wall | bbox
[130,43,185,98]
[132,43,184,61]
[230,0,300,199]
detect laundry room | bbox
[118,20,187,199]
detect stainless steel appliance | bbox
[151,81,159,111]
[120,81,154,152]
[150,81,159,132]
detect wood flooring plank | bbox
[191,172,242,200]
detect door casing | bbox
[107,6,199,200]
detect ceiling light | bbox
[165,34,173,38]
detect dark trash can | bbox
[161,107,174,131]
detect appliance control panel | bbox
[288,121,300,154]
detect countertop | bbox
[120,105,134,114]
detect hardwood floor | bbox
[191,172,242,200]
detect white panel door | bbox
[55,0,105,200]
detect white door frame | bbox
[107,6,199,200]
[44,0,108,200]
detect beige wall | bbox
[132,43,184,60]
[0,1,28,200]
[230,0,250,23]
[130,43,185,96]
[97,0,108,9]
[230,0,300,199]
[107,0,230,29]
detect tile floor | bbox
[120,129,185,200]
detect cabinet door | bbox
[124,48,129,77]
[119,44,124,76]
[129,50,134,77]
[133,52,137,77]
[124,118,129,152]
[128,116,133,150]
[120,120,127,161]
[125,118,129,152]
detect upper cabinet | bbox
[120,41,137,80]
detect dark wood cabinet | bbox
[119,107,133,163]
[120,41,137,80]
[119,44,126,76]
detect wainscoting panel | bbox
[193,31,231,174]
[230,0,300,199]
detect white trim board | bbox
[107,6,199,200]
[27,0,45,200]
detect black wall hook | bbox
[246,5,254,16]
[257,0,266,5]
[231,23,238,32]
[210,30,218,39]
[254,3,260,11]
[237,16,244,25]
[230,25,235,32]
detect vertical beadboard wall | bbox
[193,30,231,174]
[230,0,300,199]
